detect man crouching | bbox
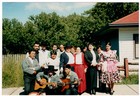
[36,65,61,95]
[59,64,79,95]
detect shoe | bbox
[110,90,114,95]
[92,89,96,95]
[90,90,92,95]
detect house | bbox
[95,10,139,64]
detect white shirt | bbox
[90,50,97,64]
[66,52,74,64]
[39,50,50,66]
[75,52,82,64]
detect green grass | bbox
[117,74,139,84]
[2,55,25,88]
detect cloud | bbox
[25,2,96,11]
[73,2,96,8]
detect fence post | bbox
[124,58,129,78]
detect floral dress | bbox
[100,50,121,84]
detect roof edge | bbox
[109,23,139,27]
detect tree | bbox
[82,2,139,45]
[2,2,138,53]
[3,18,24,53]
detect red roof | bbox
[111,10,139,24]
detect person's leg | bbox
[65,89,71,95]
[71,87,78,95]
[30,78,35,92]
[111,82,114,92]
[24,77,31,95]
[91,67,97,94]
[44,87,51,95]
[102,83,107,92]
[86,68,91,93]
[107,83,111,93]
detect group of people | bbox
[22,41,121,95]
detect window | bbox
[133,34,139,59]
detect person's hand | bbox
[33,71,36,74]
[39,80,45,85]
[30,68,35,70]
[41,64,45,68]
[91,63,96,66]
[52,83,57,88]
[60,68,63,73]
[84,68,87,73]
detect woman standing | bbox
[101,42,121,95]
[74,47,87,94]
[84,43,97,95]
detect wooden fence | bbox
[2,54,26,64]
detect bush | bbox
[2,54,25,88]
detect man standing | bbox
[26,42,40,62]
[60,44,74,72]
[39,42,50,68]
[22,49,41,95]
[57,44,65,58]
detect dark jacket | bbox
[84,50,93,66]
[60,52,69,69]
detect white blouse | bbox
[75,52,82,64]
[46,58,60,75]
[90,50,97,64]
[66,52,74,64]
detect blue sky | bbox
[2,2,96,24]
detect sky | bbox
[2,2,96,24]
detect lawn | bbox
[117,74,139,84]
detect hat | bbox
[64,64,71,69]
[47,65,58,72]
[65,43,72,49]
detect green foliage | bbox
[118,74,139,84]
[2,55,24,88]
[83,3,139,44]
[2,3,139,53]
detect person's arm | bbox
[82,53,88,68]
[22,60,35,74]
[51,74,62,88]
[72,72,79,85]
[84,51,92,65]
[36,72,44,81]
[36,72,47,85]
[60,54,64,72]
[34,59,41,71]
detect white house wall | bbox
[119,27,138,63]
